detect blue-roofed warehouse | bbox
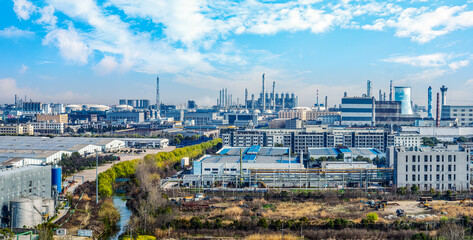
[308,146,383,161]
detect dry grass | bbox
[262,201,322,219]
[245,233,299,240]
[223,206,244,220]
[431,201,473,218]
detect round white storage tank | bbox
[89,104,110,111]
[65,104,82,112]
[113,105,134,111]
[43,198,55,218]
[31,196,43,225]
[11,198,34,228]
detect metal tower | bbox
[262,73,266,111]
[440,85,448,106]
[156,76,160,118]
[428,86,432,119]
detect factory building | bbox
[341,97,375,126]
[0,150,67,167]
[106,111,145,123]
[0,124,34,135]
[388,146,470,191]
[223,112,258,127]
[441,105,473,127]
[29,122,65,134]
[0,165,52,227]
[36,114,68,123]
[122,138,169,148]
[393,132,421,148]
[308,147,383,161]
[375,101,419,126]
[119,99,150,109]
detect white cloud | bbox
[93,56,118,75]
[42,24,91,65]
[399,68,448,83]
[13,0,35,20]
[383,53,448,67]
[449,60,470,71]
[385,5,473,43]
[36,5,57,27]
[19,64,28,74]
[0,26,34,38]
[362,19,386,31]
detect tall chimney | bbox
[428,86,432,119]
[389,80,393,101]
[156,76,160,118]
[325,96,328,112]
[245,88,248,110]
[436,92,440,127]
[272,81,275,111]
[440,85,448,106]
[379,89,382,101]
[367,80,372,97]
[316,90,319,111]
[262,74,266,111]
[251,94,255,110]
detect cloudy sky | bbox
[1,0,473,107]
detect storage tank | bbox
[11,198,34,228]
[394,86,413,114]
[42,198,55,218]
[31,196,43,225]
[52,166,62,194]
[65,104,82,112]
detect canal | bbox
[108,195,132,240]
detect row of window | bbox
[405,154,463,163]
[405,164,466,172]
[406,173,467,182]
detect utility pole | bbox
[95,150,99,205]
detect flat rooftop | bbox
[218,145,289,156]
[0,136,120,151]
[308,147,381,156]
[199,155,300,164]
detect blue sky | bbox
[1,0,473,107]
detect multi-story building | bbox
[0,124,34,135]
[388,146,470,191]
[341,97,375,126]
[441,105,473,127]
[22,102,42,114]
[106,111,145,123]
[30,122,65,134]
[222,127,395,153]
[36,114,68,123]
[394,132,421,148]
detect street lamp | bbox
[95,150,99,205]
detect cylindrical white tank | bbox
[394,86,413,114]
[31,196,43,225]
[11,198,34,228]
[42,198,55,218]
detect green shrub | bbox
[366,212,378,223]
[257,218,269,228]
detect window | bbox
[442,156,444,162]
[442,175,444,181]
[448,155,452,162]
[448,165,452,171]
[454,165,456,171]
[454,155,456,162]
[442,165,444,171]
[418,165,420,171]
[412,174,416,181]
[204,168,211,171]
[430,175,432,181]
[430,165,432,171]
[412,156,416,162]
[424,156,428,162]
[436,156,440,162]
[412,165,416,172]
[406,165,408,172]
[448,174,452,181]
[406,175,408,181]
[424,175,428,181]
[436,174,440,181]
[406,155,408,162]
[424,165,428,172]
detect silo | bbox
[394,86,413,114]
[31,196,43,225]
[43,198,55,218]
[52,166,62,194]
[11,198,34,228]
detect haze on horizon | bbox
[0,0,473,107]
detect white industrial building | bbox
[394,132,421,148]
[388,146,470,191]
[122,138,169,148]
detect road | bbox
[65,146,176,194]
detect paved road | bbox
[65,147,176,194]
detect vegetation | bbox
[59,152,118,176]
[422,137,439,147]
[98,199,121,234]
[0,228,14,240]
[98,138,222,197]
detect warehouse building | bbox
[0,165,52,227]
[308,146,383,161]
[388,146,470,191]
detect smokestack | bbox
[156,76,160,118]
[14,94,17,106]
[245,88,248,110]
[379,89,382,101]
[389,80,393,101]
[224,88,228,108]
[371,97,376,127]
[325,96,328,112]
[436,92,440,127]
[272,81,275,111]
[428,86,432,119]
[367,80,372,97]
[440,85,448,106]
[316,90,319,111]
[251,94,255,110]
[262,73,266,111]
[383,92,386,101]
